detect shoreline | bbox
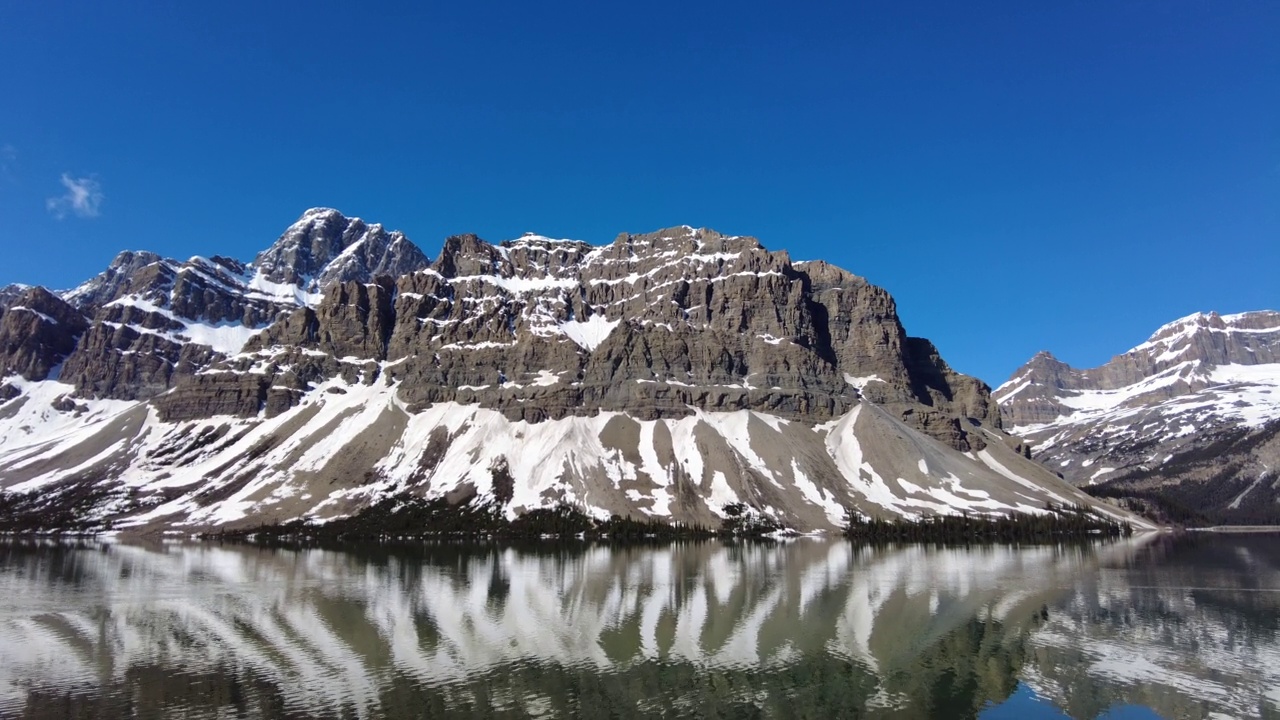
[1186,526,1280,533]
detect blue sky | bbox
[1,0,1276,385]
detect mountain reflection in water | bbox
[0,535,1277,719]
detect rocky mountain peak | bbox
[1145,311,1221,341]
[998,351,1074,392]
[62,250,166,310]
[608,226,767,259]
[0,208,431,402]
[1135,310,1277,345]
[1122,309,1280,372]
[999,310,1280,413]
[252,208,430,288]
[207,221,1006,457]
[1019,350,1066,371]
[497,234,595,278]
[425,226,775,289]
[0,284,31,308]
[430,233,508,278]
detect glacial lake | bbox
[1,535,1277,719]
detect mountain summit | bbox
[253,208,430,288]
[0,209,431,399]
[0,212,1141,533]
[995,310,1280,522]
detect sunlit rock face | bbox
[0,211,1136,532]
[48,209,431,401]
[0,537,1275,719]
[996,311,1280,523]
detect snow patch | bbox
[844,374,882,391]
[105,295,263,354]
[7,307,57,324]
[559,315,621,352]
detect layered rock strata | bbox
[161,227,1001,453]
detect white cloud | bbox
[46,173,104,219]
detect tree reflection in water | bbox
[1,534,1277,719]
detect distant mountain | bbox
[0,211,1143,533]
[996,311,1280,523]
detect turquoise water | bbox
[0,535,1276,719]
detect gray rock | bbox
[51,209,430,402]
[0,287,89,380]
[181,225,1000,451]
[253,208,430,288]
[0,284,31,308]
[61,250,166,311]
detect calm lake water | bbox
[0,535,1277,719]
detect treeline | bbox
[0,481,119,534]
[1084,424,1280,526]
[207,494,751,544]
[1081,484,1210,527]
[208,493,1134,547]
[843,504,1133,543]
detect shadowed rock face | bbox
[995,311,1280,522]
[0,287,89,381]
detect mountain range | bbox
[996,310,1280,523]
[0,209,1135,533]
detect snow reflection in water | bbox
[0,535,1277,719]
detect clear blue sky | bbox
[1,0,1276,385]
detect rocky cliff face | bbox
[0,212,1139,533]
[995,311,1280,522]
[0,284,30,308]
[0,287,88,381]
[166,227,1002,447]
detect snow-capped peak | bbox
[250,209,430,289]
[298,206,346,220]
[1134,310,1280,354]
[512,232,581,244]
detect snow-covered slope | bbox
[996,311,1280,522]
[0,371,1134,533]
